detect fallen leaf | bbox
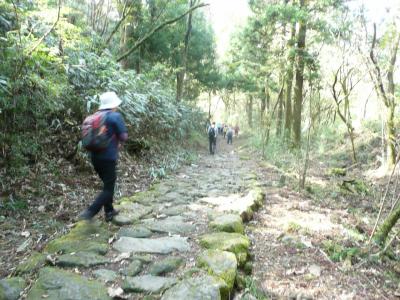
[308,264,322,277]
[113,252,130,263]
[107,287,124,298]
[286,267,306,276]
[17,238,32,253]
[21,231,30,237]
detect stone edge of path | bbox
[161,180,266,299]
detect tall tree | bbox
[367,23,400,167]
[292,0,307,147]
[176,0,196,101]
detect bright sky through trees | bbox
[206,0,399,58]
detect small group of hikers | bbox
[77,93,240,222]
[207,122,239,155]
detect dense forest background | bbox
[1,0,400,296]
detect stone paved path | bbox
[0,138,267,300]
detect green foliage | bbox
[0,1,209,180]
[322,240,360,262]
[243,276,269,300]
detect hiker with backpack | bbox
[234,124,240,137]
[227,126,234,145]
[79,91,128,222]
[208,122,217,155]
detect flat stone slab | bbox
[141,216,196,234]
[15,252,46,275]
[120,260,142,276]
[161,275,224,300]
[122,275,177,293]
[200,188,265,221]
[26,267,110,300]
[117,226,153,238]
[149,257,184,275]
[0,277,26,300]
[199,232,250,266]
[197,250,237,291]
[113,236,190,254]
[162,205,187,216]
[45,222,110,255]
[56,252,109,268]
[209,214,244,234]
[113,203,153,225]
[93,269,118,283]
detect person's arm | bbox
[112,113,128,142]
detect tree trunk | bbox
[368,26,399,167]
[247,96,253,128]
[260,91,266,124]
[285,23,296,139]
[386,104,396,167]
[276,75,284,137]
[292,0,306,147]
[176,0,195,102]
[208,91,212,120]
[135,46,141,74]
[374,203,400,245]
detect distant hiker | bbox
[216,122,222,135]
[208,122,217,155]
[227,127,233,145]
[234,124,240,137]
[79,91,128,222]
[205,119,211,133]
[223,125,228,139]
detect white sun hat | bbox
[98,91,122,110]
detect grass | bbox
[243,276,269,300]
[322,240,361,263]
[286,222,302,234]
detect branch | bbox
[369,23,389,106]
[102,0,133,49]
[27,0,61,56]
[117,3,208,62]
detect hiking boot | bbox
[105,209,119,222]
[78,209,94,221]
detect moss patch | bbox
[26,267,110,300]
[197,250,237,292]
[45,221,110,255]
[15,252,47,275]
[0,277,26,300]
[209,214,244,234]
[199,232,250,266]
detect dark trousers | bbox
[209,138,216,154]
[88,157,116,215]
[227,135,233,144]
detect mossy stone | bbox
[209,214,244,234]
[93,269,118,283]
[161,275,224,300]
[56,252,109,268]
[199,232,250,266]
[0,277,26,300]
[122,275,177,294]
[243,262,252,275]
[15,252,46,275]
[149,257,184,275]
[197,250,237,292]
[117,226,152,238]
[26,267,110,300]
[121,260,143,276]
[45,221,110,255]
